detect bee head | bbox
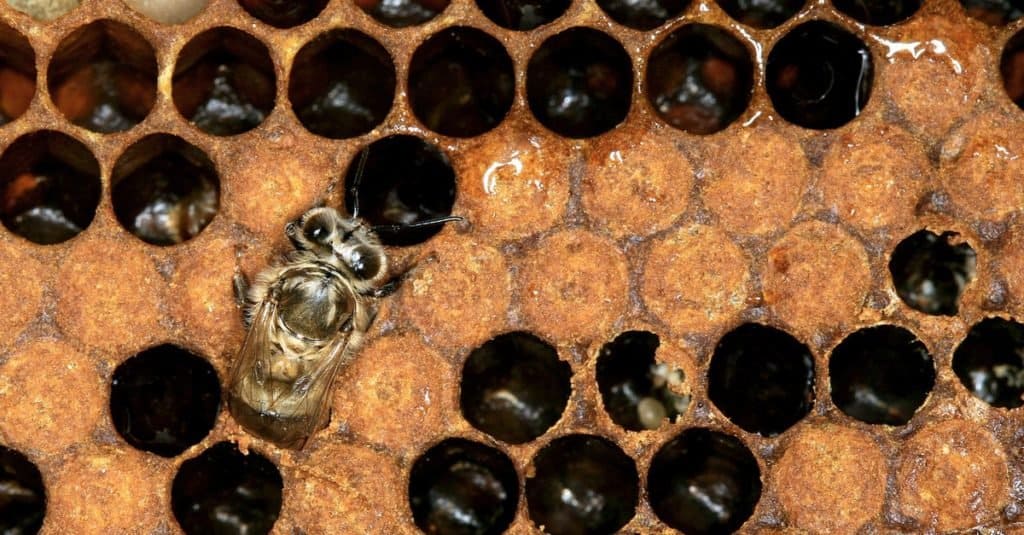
[289,207,385,282]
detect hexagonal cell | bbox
[0,23,36,126]
[0,130,101,245]
[5,0,78,21]
[766,20,873,130]
[408,438,519,535]
[172,442,282,535]
[343,135,458,246]
[237,0,328,28]
[596,331,691,431]
[123,0,209,24]
[0,445,45,534]
[289,30,395,140]
[355,0,449,27]
[111,134,220,246]
[888,230,976,316]
[707,323,815,436]
[960,0,1022,25]
[110,344,221,458]
[1001,28,1024,110]
[645,23,754,135]
[526,27,633,139]
[953,318,1024,408]
[408,27,514,138]
[475,0,570,30]
[832,0,921,25]
[595,0,688,30]
[525,434,638,535]
[47,20,157,134]
[460,331,571,444]
[829,325,935,425]
[715,0,804,28]
[173,27,275,136]
[647,428,761,534]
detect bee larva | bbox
[228,159,460,449]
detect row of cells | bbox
[5,310,1024,533]
[0,131,456,246]
[10,0,1024,30]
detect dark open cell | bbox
[525,434,638,535]
[47,20,157,134]
[460,331,571,444]
[111,134,219,246]
[647,428,761,534]
[960,0,1023,25]
[953,318,1024,408]
[0,445,45,535]
[475,0,571,30]
[110,344,221,458]
[832,0,921,25]
[715,0,805,28]
[355,0,450,27]
[173,27,276,136]
[0,131,101,245]
[829,325,935,426]
[707,323,815,436]
[595,0,689,30]
[171,442,282,535]
[343,135,457,246]
[409,438,519,535]
[1002,29,1024,109]
[409,27,514,138]
[290,30,395,140]
[888,230,975,316]
[766,20,873,130]
[646,24,754,135]
[237,0,328,28]
[526,28,633,139]
[596,331,690,431]
[0,23,36,126]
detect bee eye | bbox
[349,246,381,280]
[304,221,329,243]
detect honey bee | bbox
[228,158,459,449]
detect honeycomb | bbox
[1,0,1024,533]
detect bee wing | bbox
[228,294,278,402]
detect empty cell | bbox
[829,325,935,425]
[408,27,514,138]
[888,230,976,316]
[290,30,395,139]
[595,0,689,30]
[237,0,328,28]
[0,23,35,126]
[647,428,761,534]
[355,0,449,27]
[343,135,457,246]
[475,0,570,30]
[460,331,571,444]
[0,130,100,245]
[526,434,638,535]
[172,442,282,535]
[766,20,873,129]
[173,27,276,136]
[111,134,220,246]
[48,20,157,134]
[527,28,633,138]
[715,0,804,28]
[960,0,1023,25]
[707,323,815,436]
[408,438,519,535]
[124,0,208,24]
[953,318,1024,408]
[596,331,690,431]
[110,344,221,458]
[646,23,754,135]
[832,0,921,25]
[1002,29,1024,110]
[0,445,45,534]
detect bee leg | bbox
[285,220,305,250]
[367,276,404,298]
[233,272,253,329]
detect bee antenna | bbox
[349,147,370,219]
[372,215,463,234]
